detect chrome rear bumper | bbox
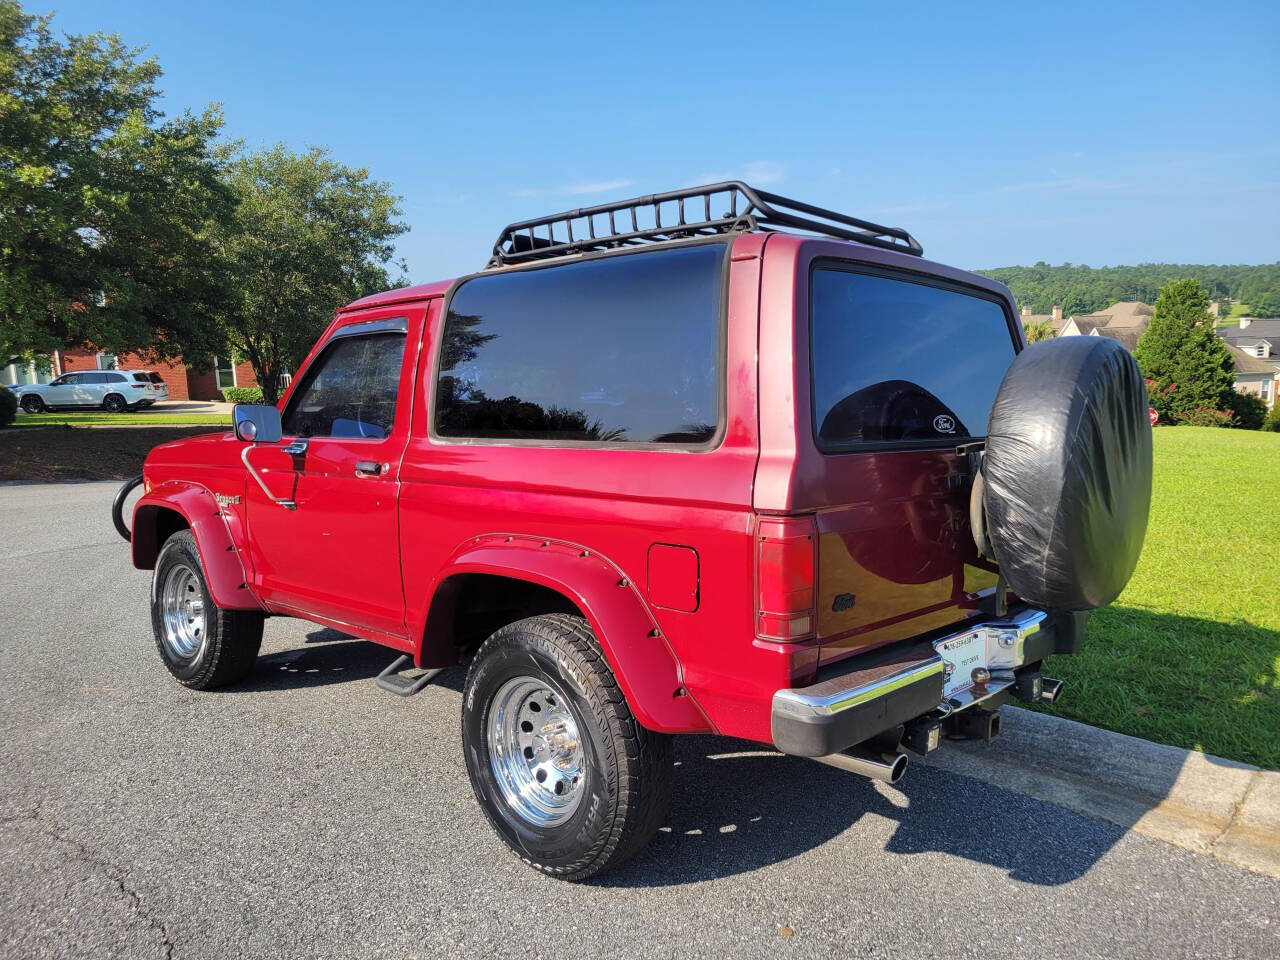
[771,608,1078,757]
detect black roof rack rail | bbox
[486,181,923,268]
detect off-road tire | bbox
[461,614,675,881]
[151,530,263,689]
[19,394,44,414]
[102,393,127,413]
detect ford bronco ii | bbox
[119,182,1152,880]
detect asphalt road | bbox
[2,481,1277,960]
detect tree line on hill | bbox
[0,1,407,405]
[978,263,1280,318]
[1026,277,1279,432]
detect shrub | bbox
[1225,390,1267,430]
[0,388,16,428]
[1172,406,1237,428]
[1263,406,1280,433]
[221,386,263,404]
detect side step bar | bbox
[376,655,442,697]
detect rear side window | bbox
[810,266,1016,451]
[133,373,151,383]
[434,243,724,445]
[282,332,406,439]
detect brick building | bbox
[4,348,259,401]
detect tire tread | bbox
[464,613,674,881]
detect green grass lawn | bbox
[1214,302,1252,327]
[13,411,231,427]
[1037,426,1280,768]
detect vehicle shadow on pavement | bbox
[230,635,1125,887]
[234,632,402,691]
[599,736,1126,888]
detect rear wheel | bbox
[461,614,674,881]
[19,394,44,414]
[102,393,126,413]
[151,531,263,689]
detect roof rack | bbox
[486,181,923,268]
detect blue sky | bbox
[47,0,1280,281]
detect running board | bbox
[375,655,442,697]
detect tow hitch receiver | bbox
[1011,671,1066,704]
[945,707,1002,742]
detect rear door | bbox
[73,372,108,406]
[799,258,1020,665]
[245,305,426,639]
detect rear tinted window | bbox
[434,244,724,445]
[132,373,151,383]
[149,373,165,384]
[811,266,1016,451]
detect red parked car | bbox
[119,183,1152,880]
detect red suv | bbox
[120,183,1152,880]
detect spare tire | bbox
[981,336,1152,611]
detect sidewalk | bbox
[924,707,1280,877]
[155,400,234,414]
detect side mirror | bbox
[233,404,283,444]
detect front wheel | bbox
[151,530,263,689]
[461,614,674,881]
[19,394,44,414]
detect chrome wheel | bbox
[159,563,206,661]
[487,676,586,827]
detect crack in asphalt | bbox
[1,803,177,959]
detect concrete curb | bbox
[921,707,1280,878]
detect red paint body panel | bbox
[131,230,1022,746]
[132,476,262,611]
[424,535,710,733]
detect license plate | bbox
[936,631,986,698]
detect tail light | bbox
[755,516,817,641]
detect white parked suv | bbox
[13,370,169,413]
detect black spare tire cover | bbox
[982,336,1152,611]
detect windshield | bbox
[810,265,1016,451]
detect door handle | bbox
[354,460,385,477]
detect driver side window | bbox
[282,331,406,439]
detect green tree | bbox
[1249,292,1280,318]
[216,145,408,405]
[1225,389,1267,430]
[0,1,232,365]
[1022,319,1055,343]
[1134,279,1236,420]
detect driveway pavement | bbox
[2,482,1277,959]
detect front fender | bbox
[131,481,264,611]
[428,535,714,735]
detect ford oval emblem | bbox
[933,414,956,434]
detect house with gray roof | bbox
[1217,319,1280,410]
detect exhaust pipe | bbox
[1040,677,1065,703]
[814,748,909,784]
